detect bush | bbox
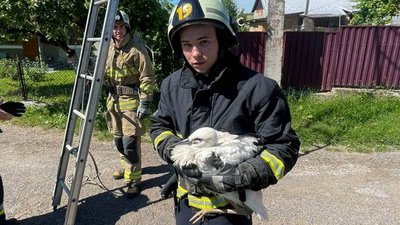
[0,58,18,80]
[0,58,48,82]
[23,58,48,82]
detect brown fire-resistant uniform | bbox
[105,32,155,185]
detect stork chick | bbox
[170,127,268,223]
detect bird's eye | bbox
[192,138,201,145]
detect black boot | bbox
[112,137,125,180]
[126,182,141,199]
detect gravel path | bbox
[0,124,399,225]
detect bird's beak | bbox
[175,138,190,146]
[167,138,189,150]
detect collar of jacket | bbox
[179,51,241,90]
[112,33,131,49]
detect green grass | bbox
[287,91,400,153]
[1,70,110,139]
[1,70,75,103]
[0,70,148,141]
[2,71,400,152]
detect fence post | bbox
[16,56,28,101]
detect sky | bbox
[235,0,253,13]
[169,0,254,13]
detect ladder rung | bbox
[94,0,108,6]
[73,109,86,120]
[80,74,94,81]
[65,144,78,157]
[53,0,120,224]
[66,144,73,151]
[87,37,101,42]
[60,180,71,197]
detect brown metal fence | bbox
[284,26,400,91]
[281,31,326,90]
[236,32,267,74]
[238,26,400,91]
[333,26,400,89]
[4,27,400,102]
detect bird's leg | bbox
[189,208,250,224]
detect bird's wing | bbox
[171,145,200,167]
[171,145,221,174]
[194,148,219,173]
[171,130,259,175]
[213,136,258,165]
[202,151,230,174]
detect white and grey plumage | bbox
[170,127,268,223]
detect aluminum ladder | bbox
[51,0,119,224]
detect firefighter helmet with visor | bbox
[167,0,238,54]
[115,10,131,32]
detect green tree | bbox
[119,0,176,83]
[0,0,87,56]
[222,0,240,18]
[0,1,173,61]
[0,0,175,90]
[350,0,400,25]
[221,0,249,32]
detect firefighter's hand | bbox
[136,100,150,120]
[164,136,183,163]
[178,153,225,179]
[181,161,260,194]
[179,163,203,179]
[0,101,26,117]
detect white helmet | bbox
[115,10,131,31]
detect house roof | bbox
[252,0,356,17]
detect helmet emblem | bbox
[115,15,121,21]
[176,3,193,21]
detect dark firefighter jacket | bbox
[150,52,300,210]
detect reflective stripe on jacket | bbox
[176,180,230,210]
[105,33,155,111]
[150,53,300,208]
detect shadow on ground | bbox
[15,164,173,225]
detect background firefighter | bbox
[104,10,155,199]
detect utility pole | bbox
[301,0,310,30]
[264,0,285,85]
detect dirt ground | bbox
[0,124,399,225]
